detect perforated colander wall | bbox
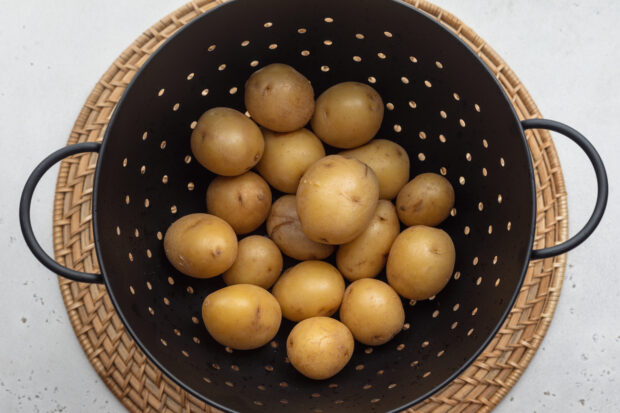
[93,0,535,411]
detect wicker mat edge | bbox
[52,1,568,412]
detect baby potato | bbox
[266,195,334,260]
[339,279,405,346]
[206,171,272,234]
[202,284,281,350]
[164,213,237,278]
[222,236,283,289]
[256,128,325,193]
[336,200,400,281]
[190,107,264,176]
[297,155,379,245]
[311,82,384,148]
[387,226,456,300]
[340,139,410,200]
[272,261,345,322]
[287,317,354,380]
[245,63,315,132]
[396,173,455,227]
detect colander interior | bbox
[93,0,535,411]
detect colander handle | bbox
[20,142,103,284]
[522,119,608,259]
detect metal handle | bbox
[522,119,608,259]
[20,142,103,283]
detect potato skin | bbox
[296,155,380,245]
[396,173,455,227]
[311,82,384,148]
[190,107,264,176]
[222,236,283,289]
[164,213,237,279]
[387,226,456,300]
[206,171,272,235]
[245,63,315,132]
[286,317,354,380]
[202,284,281,350]
[266,195,334,260]
[339,279,405,346]
[272,261,345,322]
[336,200,400,281]
[256,128,325,193]
[340,139,410,200]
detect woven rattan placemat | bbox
[51,1,568,411]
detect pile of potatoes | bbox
[164,63,456,380]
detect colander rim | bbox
[91,0,537,411]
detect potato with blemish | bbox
[396,173,455,227]
[296,155,379,245]
[164,213,237,278]
[339,279,405,346]
[245,63,315,132]
[287,317,354,380]
[272,261,345,322]
[266,195,334,260]
[311,82,384,148]
[222,236,283,289]
[387,226,456,300]
[256,128,325,193]
[336,200,400,281]
[340,139,410,200]
[202,284,281,350]
[206,171,272,235]
[191,107,264,176]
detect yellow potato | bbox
[311,82,384,148]
[206,171,272,235]
[341,139,410,200]
[339,279,405,346]
[202,284,281,350]
[266,195,334,260]
[387,226,456,300]
[272,261,345,322]
[297,155,379,245]
[222,236,283,289]
[164,213,237,279]
[256,128,325,193]
[245,63,315,132]
[190,107,264,176]
[287,317,354,380]
[396,173,455,227]
[336,200,400,281]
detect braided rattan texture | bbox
[51,1,568,411]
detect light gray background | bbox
[1,1,618,412]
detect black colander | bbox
[20,0,608,411]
